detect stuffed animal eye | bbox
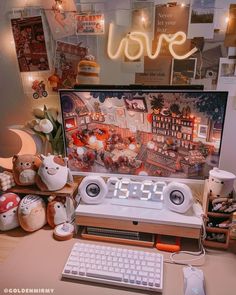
[32,161,35,164]
[3,215,6,218]
[221,181,224,184]
[20,162,23,165]
[56,167,59,170]
[13,209,16,213]
[212,178,214,181]
[45,167,48,170]
[64,205,66,208]
[57,205,61,208]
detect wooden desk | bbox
[0,227,236,295]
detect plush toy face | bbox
[0,193,20,231]
[47,196,75,228]
[37,155,69,191]
[47,201,67,228]
[12,154,41,186]
[18,195,46,232]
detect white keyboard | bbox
[62,242,164,292]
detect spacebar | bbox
[86,269,123,281]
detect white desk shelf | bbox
[76,199,202,240]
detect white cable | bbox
[164,215,206,267]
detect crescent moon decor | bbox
[0,128,37,170]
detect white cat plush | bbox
[0,193,21,231]
[36,154,73,191]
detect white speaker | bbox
[79,176,108,204]
[163,182,193,214]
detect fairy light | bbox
[181,3,185,7]
[28,75,33,82]
[107,23,198,61]
[225,16,229,23]
[58,4,63,10]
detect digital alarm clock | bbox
[107,177,166,202]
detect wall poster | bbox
[76,14,105,35]
[11,16,49,72]
[42,0,76,39]
[153,5,191,57]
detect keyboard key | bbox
[142,277,148,285]
[130,275,135,283]
[123,275,129,282]
[149,279,154,286]
[87,270,123,282]
[136,276,141,284]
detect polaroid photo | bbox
[171,58,197,85]
[188,0,215,39]
[217,57,236,96]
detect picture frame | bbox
[124,97,148,112]
[64,117,77,131]
[198,124,208,138]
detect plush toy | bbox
[47,196,75,228]
[0,193,21,231]
[18,195,47,232]
[36,154,73,191]
[12,154,42,186]
[76,55,100,85]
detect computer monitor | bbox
[59,86,228,180]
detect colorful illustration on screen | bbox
[11,16,49,72]
[60,90,227,180]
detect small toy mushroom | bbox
[0,193,21,231]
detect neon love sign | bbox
[107,23,198,60]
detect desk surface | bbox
[0,227,236,295]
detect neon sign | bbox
[107,23,198,61]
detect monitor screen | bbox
[59,87,228,180]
